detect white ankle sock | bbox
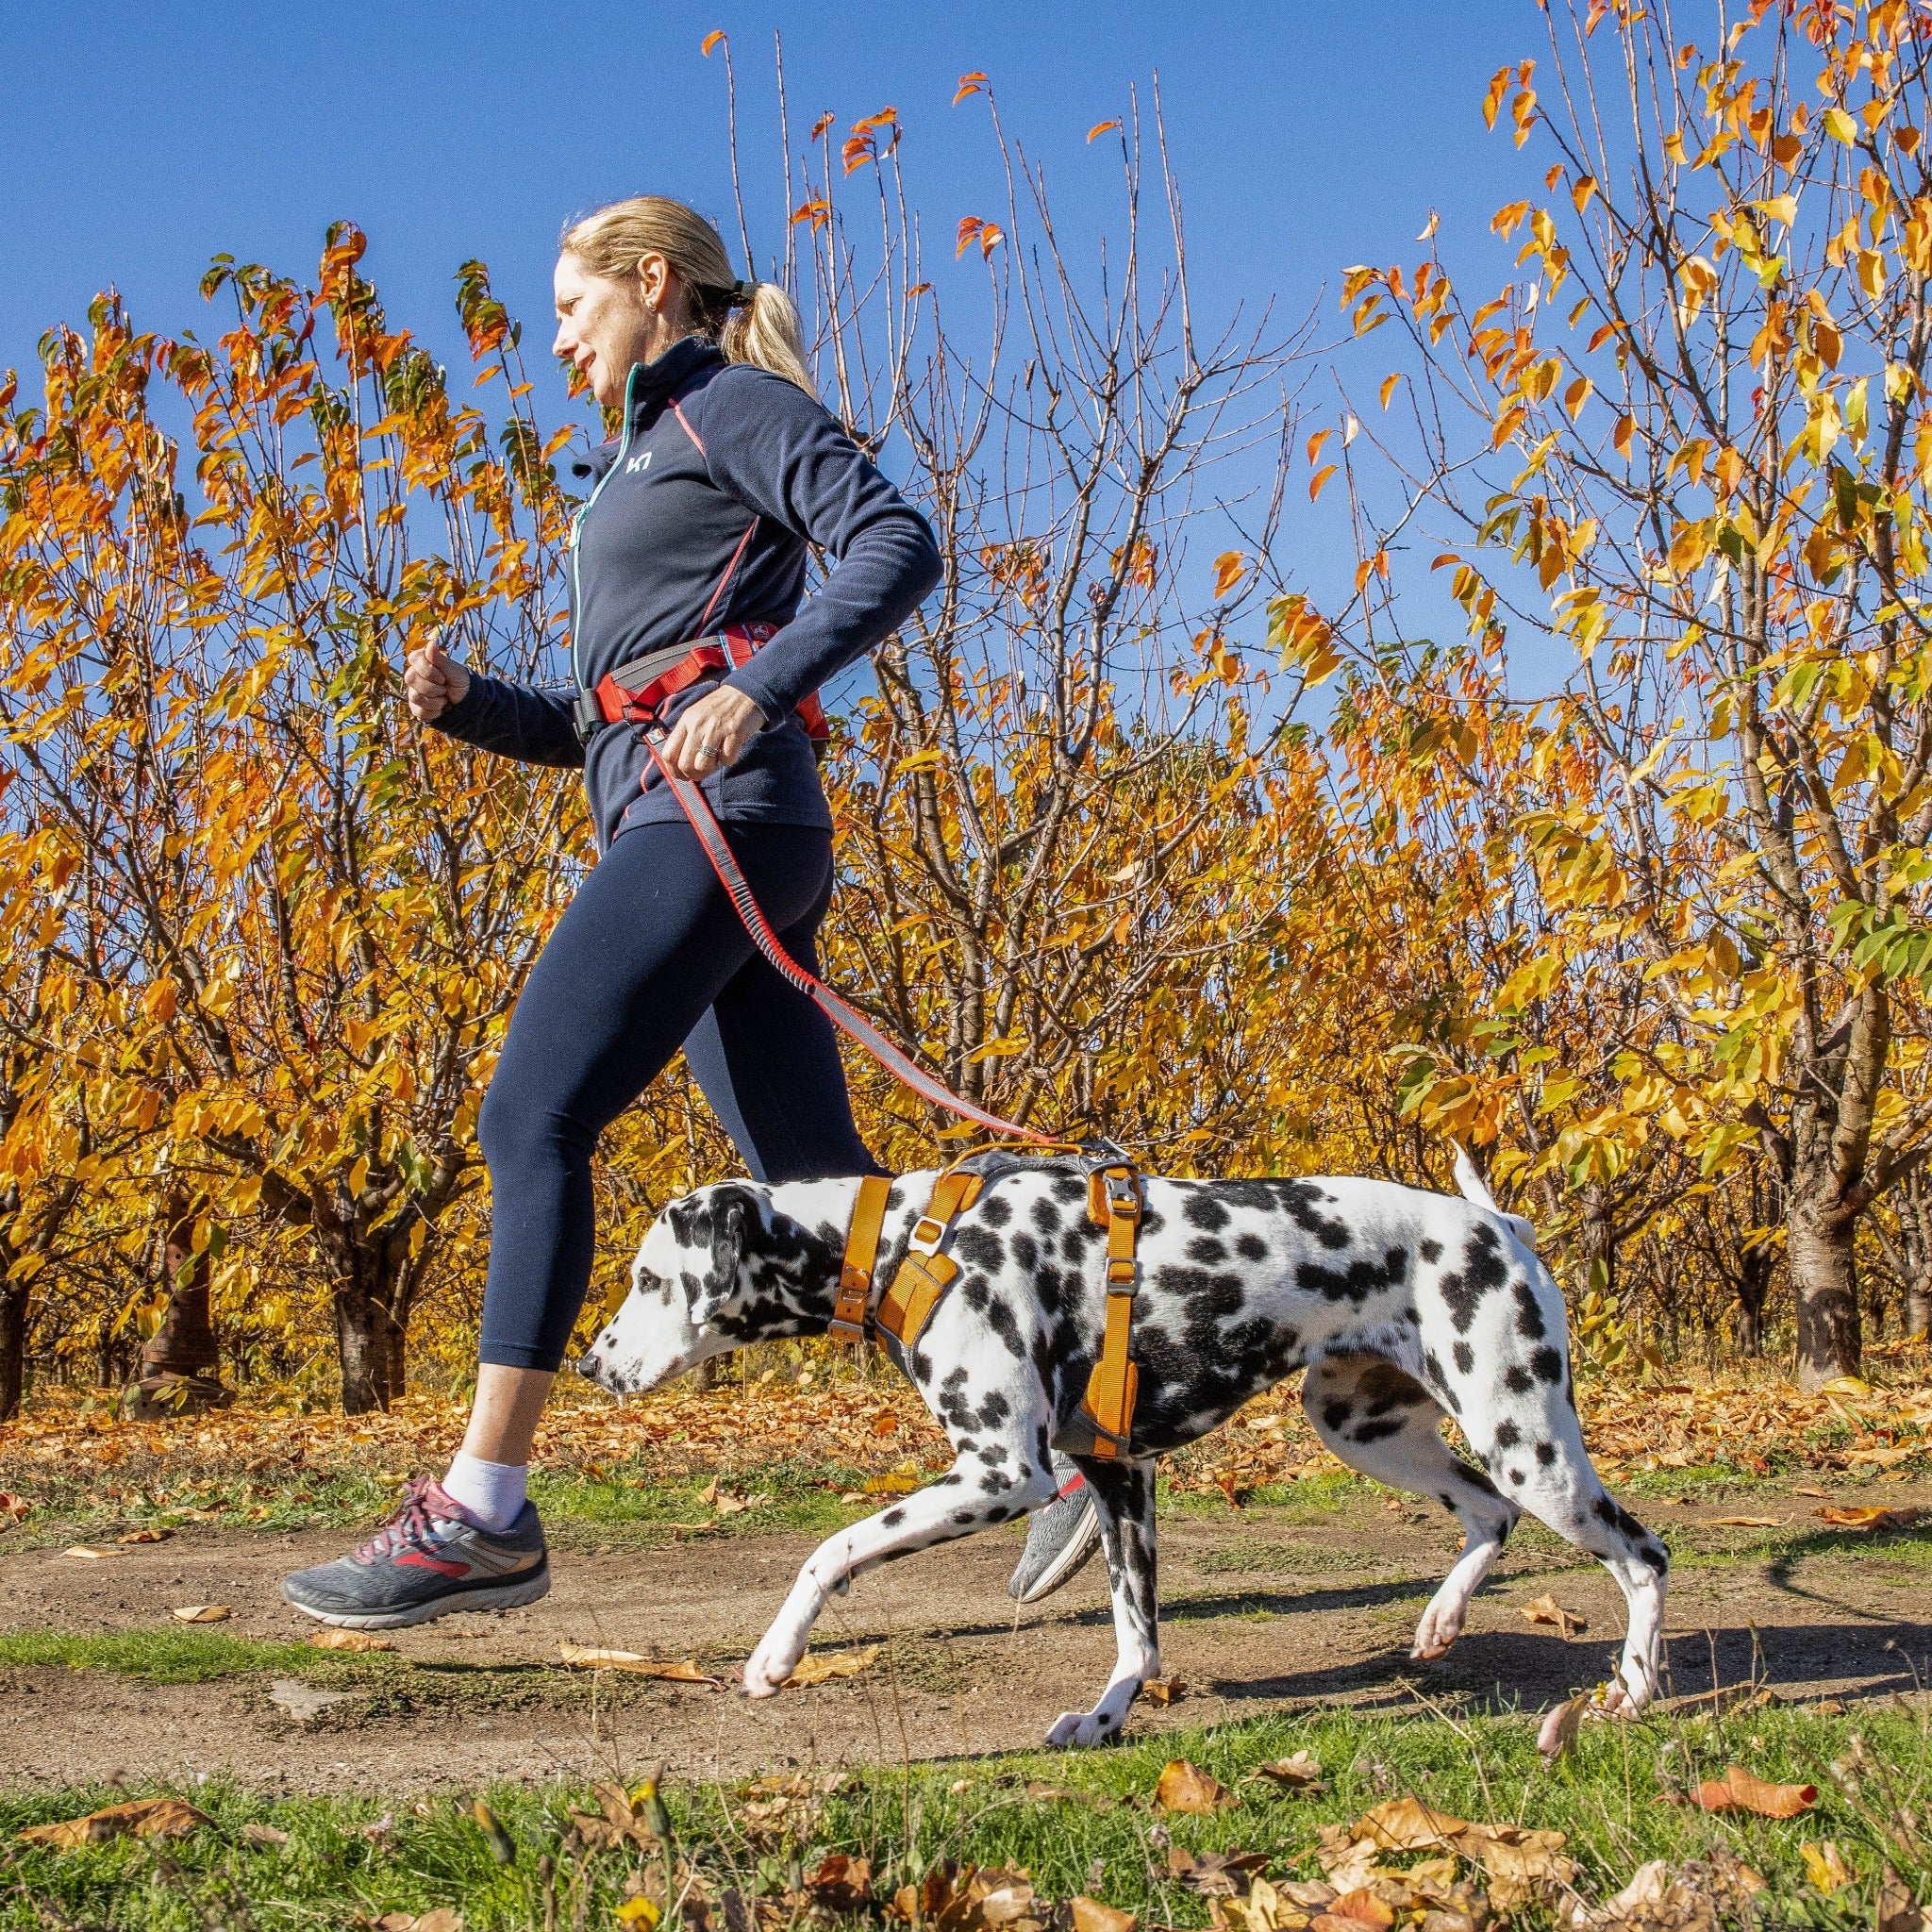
[441,1452,527,1533]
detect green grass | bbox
[1,1703,1925,1930]
[0,1626,322,1684]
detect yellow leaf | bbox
[783,1644,879,1687]
[1801,1841,1851,1894]
[1380,373,1405,409]
[1823,107,1857,143]
[19,1798,211,1848]
[1308,464,1338,503]
[170,1605,231,1624]
[700,29,725,55]
[616,1901,661,1929]
[1086,121,1121,143]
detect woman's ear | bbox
[635,250,671,317]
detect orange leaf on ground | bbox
[557,1643,721,1684]
[1071,1897,1137,1932]
[1710,1516,1784,1527]
[308,1629,395,1652]
[1690,1765,1818,1817]
[1142,1676,1186,1705]
[117,1527,173,1543]
[1817,1505,1917,1531]
[1313,1890,1395,1932]
[19,1797,211,1848]
[1520,1592,1589,1636]
[1354,1796,1470,1849]
[1156,1759,1234,1813]
[170,1605,231,1623]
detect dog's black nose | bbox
[576,1351,601,1379]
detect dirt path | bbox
[4,1485,1929,1792]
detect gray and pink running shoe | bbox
[1008,1454,1104,1605]
[281,1476,550,1629]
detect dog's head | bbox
[577,1180,841,1394]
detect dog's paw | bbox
[1410,1598,1466,1660]
[1045,1708,1121,1749]
[741,1634,806,1699]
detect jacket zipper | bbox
[570,362,641,691]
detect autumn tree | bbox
[1314,0,1932,1385]
[0,237,585,1412]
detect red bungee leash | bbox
[642,733,1055,1147]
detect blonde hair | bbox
[560,196,815,395]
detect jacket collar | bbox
[625,336,724,425]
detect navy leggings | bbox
[475,821,880,1372]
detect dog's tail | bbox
[1451,1141,1499,1211]
[1451,1141,1541,1253]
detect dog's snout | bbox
[577,1349,603,1380]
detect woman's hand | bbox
[658,685,768,781]
[404,637,471,724]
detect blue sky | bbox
[0,1,1557,685]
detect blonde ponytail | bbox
[560,196,816,396]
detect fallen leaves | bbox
[783,1644,879,1688]
[116,1525,172,1543]
[557,1642,722,1684]
[373,1913,461,1932]
[1156,1759,1235,1813]
[58,1545,121,1560]
[19,1796,211,1848]
[1680,1764,1818,1817]
[567,1781,669,1854]
[897,1864,1044,1932]
[0,1491,28,1521]
[308,1628,394,1652]
[1251,1751,1325,1793]
[1800,1840,1852,1893]
[1069,1898,1137,1932]
[1815,1505,1919,1532]
[1521,1592,1589,1636]
[1141,1675,1187,1705]
[1708,1515,1783,1528]
[170,1604,231,1623]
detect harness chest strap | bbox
[1075,1165,1143,1460]
[833,1160,1146,1459]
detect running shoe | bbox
[281,1475,550,1629]
[1008,1455,1104,1603]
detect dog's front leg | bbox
[1045,1457,1159,1749]
[742,1448,1055,1698]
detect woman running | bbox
[281,196,1094,1628]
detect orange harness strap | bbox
[829,1175,892,1343]
[874,1170,984,1350]
[1074,1164,1144,1459]
[832,1159,1146,1459]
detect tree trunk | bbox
[0,1281,25,1423]
[1789,1202,1862,1391]
[142,1194,221,1379]
[334,1290,403,1416]
[1734,1247,1772,1359]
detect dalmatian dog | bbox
[577,1152,1668,1748]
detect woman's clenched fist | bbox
[404,637,471,724]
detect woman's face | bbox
[552,253,658,409]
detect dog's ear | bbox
[692,1182,761,1318]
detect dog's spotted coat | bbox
[579,1161,1668,1747]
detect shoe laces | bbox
[355,1474,452,1564]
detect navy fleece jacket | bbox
[430,337,941,851]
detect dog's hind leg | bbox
[741,1444,1058,1698]
[1045,1456,1159,1749]
[1301,1352,1521,1661]
[1464,1390,1670,1722]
